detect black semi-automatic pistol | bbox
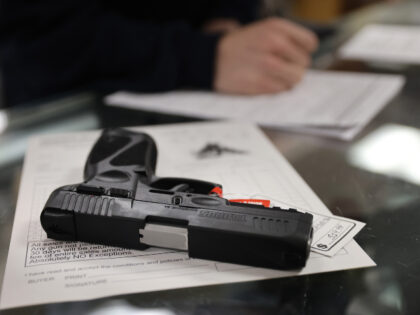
[41,129,313,270]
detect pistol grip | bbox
[82,129,157,197]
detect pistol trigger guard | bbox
[169,184,191,193]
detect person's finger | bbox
[269,35,310,66]
[269,18,319,52]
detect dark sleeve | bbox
[206,0,261,24]
[0,1,221,106]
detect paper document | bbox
[339,24,420,64]
[0,122,375,309]
[105,70,404,140]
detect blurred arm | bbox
[0,1,222,106]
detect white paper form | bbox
[105,70,404,140]
[339,24,420,64]
[0,122,375,309]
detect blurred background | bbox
[0,0,401,109]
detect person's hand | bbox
[214,18,319,95]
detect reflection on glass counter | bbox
[349,124,420,186]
